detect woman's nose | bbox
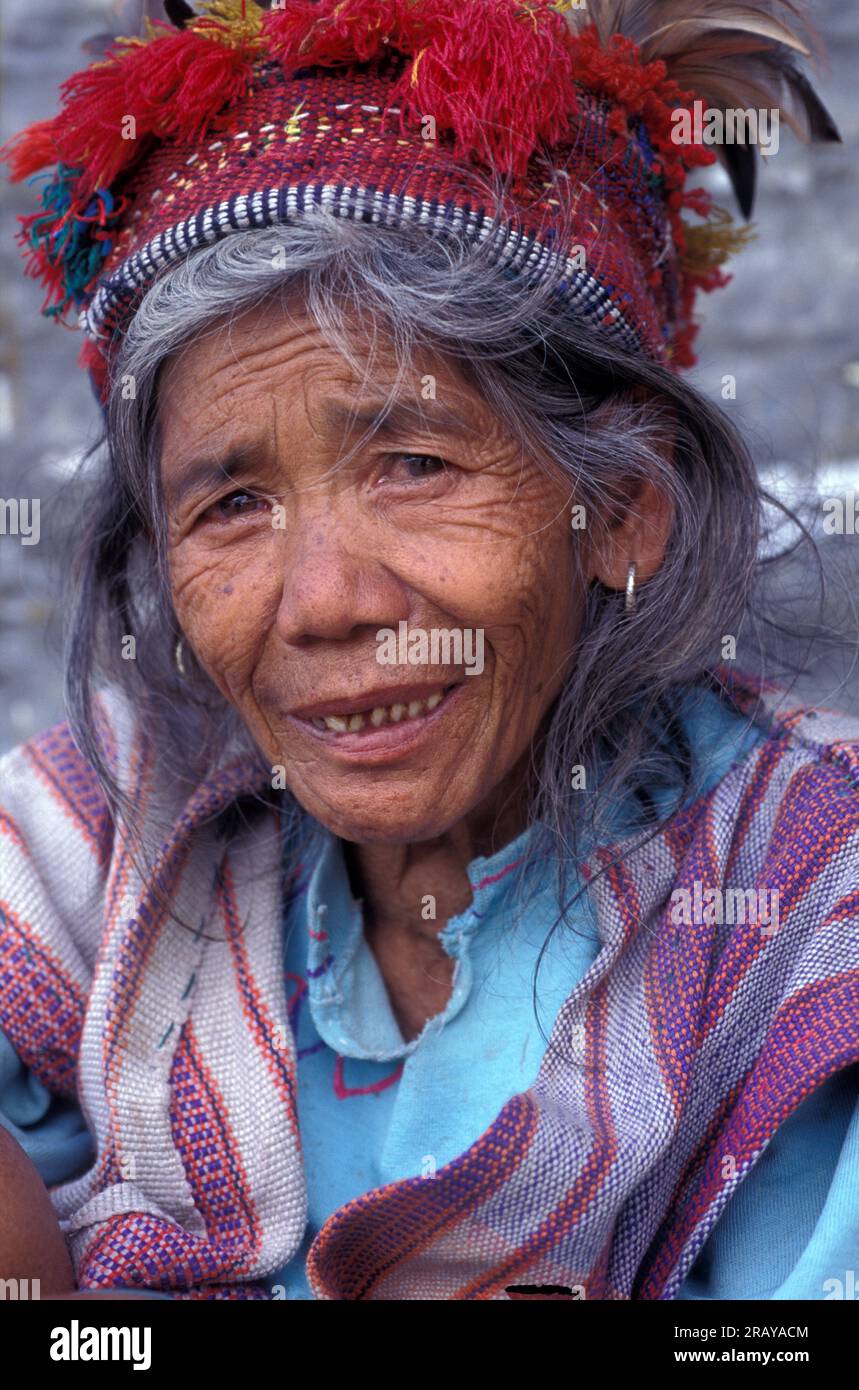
[273,516,410,645]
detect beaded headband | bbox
[0,0,840,408]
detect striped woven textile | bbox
[0,674,857,1299]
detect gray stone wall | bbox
[1,0,857,751]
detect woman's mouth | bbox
[308,685,453,734]
[285,681,465,762]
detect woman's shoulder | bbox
[718,666,859,754]
[655,673,859,971]
[0,685,140,867]
[0,685,150,972]
[612,673,859,965]
[694,671,859,839]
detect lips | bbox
[284,680,465,762]
[289,681,460,723]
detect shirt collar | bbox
[296,820,542,1061]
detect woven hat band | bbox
[81,55,671,395]
[5,1,837,408]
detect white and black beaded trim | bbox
[79,182,650,356]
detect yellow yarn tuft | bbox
[681,206,758,275]
[189,0,266,50]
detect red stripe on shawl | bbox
[0,900,86,1097]
[76,1209,269,1296]
[169,1019,262,1278]
[759,759,859,925]
[453,978,621,1299]
[701,758,859,1038]
[22,721,114,869]
[636,968,859,1298]
[86,1136,123,1198]
[306,1090,539,1299]
[215,854,300,1139]
[631,1081,743,1299]
[0,809,27,853]
[94,727,152,973]
[827,738,859,776]
[451,853,641,1299]
[100,736,164,1084]
[93,755,272,1282]
[723,729,797,883]
[75,731,154,1204]
[819,887,859,930]
[645,800,721,1118]
[663,801,703,873]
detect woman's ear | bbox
[589,474,675,589]
[587,388,676,592]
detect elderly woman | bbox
[0,0,857,1302]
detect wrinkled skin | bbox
[158,298,669,1039]
[160,299,581,848]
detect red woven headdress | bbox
[0,0,840,407]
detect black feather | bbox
[783,64,842,142]
[164,0,196,28]
[719,143,757,219]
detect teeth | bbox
[313,689,449,735]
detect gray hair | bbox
[63,211,850,1023]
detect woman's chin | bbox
[295,791,471,848]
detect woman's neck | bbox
[342,768,531,1041]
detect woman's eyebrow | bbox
[315,396,475,440]
[163,446,268,510]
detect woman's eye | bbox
[205,491,268,521]
[387,453,449,482]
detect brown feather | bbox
[567,1,841,217]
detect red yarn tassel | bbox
[13,21,258,200]
[15,207,71,310]
[0,119,60,181]
[263,0,400,67]
[263,0,582,177]
[394,0,581,176]
[123,25,258,144]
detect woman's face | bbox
[159,299,583,844]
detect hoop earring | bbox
[175,638,187,677]
[625,561,637,614]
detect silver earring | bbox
[175,638,187,677]
[625,561,637,614]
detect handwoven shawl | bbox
[0,675,857,1299]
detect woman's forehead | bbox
[157,305,487,443]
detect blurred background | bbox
[1,0,857,753]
